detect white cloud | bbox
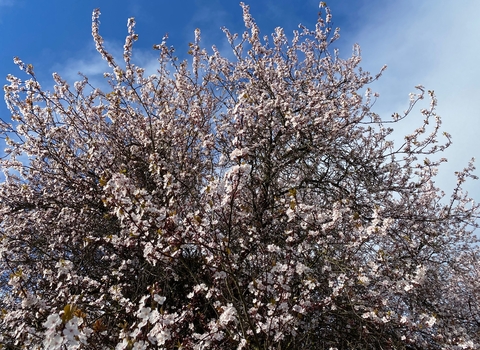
[0,0,14,6]
[50,40,157,90]
[0,0,15,22]
[55,55,109,84]
[339,0,480,197]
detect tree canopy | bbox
[0,3,479,349]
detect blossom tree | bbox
[1,3,479,349]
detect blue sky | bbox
[1,0,479,199]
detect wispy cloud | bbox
[0,0,17,22]
[0,0,15,6]
[339,0,480,196]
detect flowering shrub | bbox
[1,3,479,349]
